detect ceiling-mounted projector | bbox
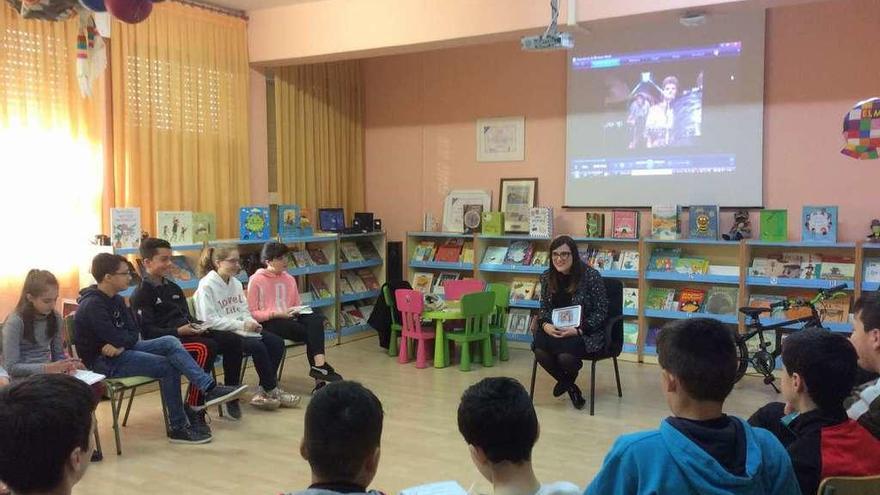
[522,0,573,51]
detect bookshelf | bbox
[338,232,386,343]
[406,232,476,283]
[282,233,341,344]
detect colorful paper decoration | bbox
[842,97,880,160]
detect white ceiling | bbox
[206,0,324,12]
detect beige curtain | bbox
[0,3,104,309]
[274,61,365,218]
[109,2,250,238]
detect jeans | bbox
[241,331,284,391]
[92,335,214,430]
[262,313,325,367]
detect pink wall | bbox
[364,0,880,243]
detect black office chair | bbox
[528,278,625,416]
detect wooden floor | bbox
[77,336,781,494]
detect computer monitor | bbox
[318,208,345,232]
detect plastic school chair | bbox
[442,278,485,301]
[487,283,511,361]
[394,289,436,368]
[446,291,495,371]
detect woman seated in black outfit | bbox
[533,235,608,409]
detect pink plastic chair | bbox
[395,289,436,368]
[443,278,486,301]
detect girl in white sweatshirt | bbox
[195,244,299,410]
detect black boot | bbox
[568,383,586,410]
[553,381,569,397]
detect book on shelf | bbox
[360,304,375,321]
[820,294,851,323]
[192,212,216,243]
[623,288,639,310]
[585,212,605,238]
[504,241,534,265]
[307,247,330,265]
[750,258,785,277]
[239,207,270,241]
[820,262,855,280]
[865,260,880,283]
[759,209,788,242]
[510,278,536,301]
[533,281,542,300]
[460,241,474,264]
[645,327,662,348]
[423,212,438,232]
[781,252,823,264]
[413,241,437,262]
[357,269,380,291]
[300,292,314,304]
[618,251,640,271]
[704,287,739,315]
[357,241,381,261]
[747,294,786,319]
[110,207,141,249]
[800,262,821,280]
[411,272,435,293]
[433,272,460,295]
[708,265,739,276]
[167,256,196,285]
[463,204,484,234]
[529,207,553,238]
[688,205,719,240]
[651,205,681,240]
[344,273,368,293]
[783,292,815,320]
[290,248,315,268]
[802,206,838,243]
[531,250,549,267]
[482,212,504,236]
[587,250,615,271]
[677,288,706,312]
[339,278,354,295]
[278,204,301,238]
[648,248,682,272]
[309,277,333,299]
[612,210,639,239]
[674,257,710,275]
[506,309,532,335]
[482,246,509,265]
[646,287,676,310]
[623,322,639,346]
[340,242,365,262]
[434,238,465,263]
[341,305,366,326]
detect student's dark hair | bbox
[197,244,237,278]
[854,293,880,334]
[303,381,383,481]
[657,318,737,402]
[457,377,538,464]
[91,253,128,284]
[261,241,289,264]
[14,269,59,344]
[0,374,96,493]
[782,328,857,411]
[139,237,172,260]
[547,235,583,296]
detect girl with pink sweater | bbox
[247,242,342,385]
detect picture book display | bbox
[612,210,639,239]
[865,260,880,283]
[240,207,270,240]
[357,269,380,291]
[192,212,216,243]
[433,272,460,295]
[463,204,484,234]
[482,246,509,265]
[529,207,553,237]
[278,204,301,237]
[510,279,537,301]
[688,205,719,240]
[411,272,435,293]
[648,248,682,272]
[481,212,504,236]
[506,309,532,335]
[531,250,549,267]
[157,211,194,245]
[651,205,681,240]
[460,242,475,263]
[307,247,330,265]
[703,287,738,315]
[340,242,365,262]
[623,322,639,347]
[673,257,710,275]
[504,241,534,265]
[802,206,838,243]
[585,212,605,238]
[759,209,788,242]
[623,288,639,310]
[677,288,706,312]
[820,294,851,323]
[435,238,465,263]
[552,305,581,328]
[110,207,141,249]
[645,287,676,310]
[619,251,640,271]
[357,241,381,261]
[309,277,333,300]
[343,272,368,293]
[412,241,437,262]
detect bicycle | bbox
[734,283,849,392]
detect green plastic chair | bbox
[383,286,403,357]
[487,283,510,361]
[446,291,495,371]
[62,316,166,455]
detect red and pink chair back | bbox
[394,289,436,368]
[442,278,485,301]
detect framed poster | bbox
[499,178,537,233]
[476,116,525,162]
[442,190,492,233]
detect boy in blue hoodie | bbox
[585,318,800,495]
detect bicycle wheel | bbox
[752,349,775,377]
[734,338,749,382]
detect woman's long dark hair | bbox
[547,235,583,296]
[14,269,59,343]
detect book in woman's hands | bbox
[552,305,581,328]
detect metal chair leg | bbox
[590,360,597,416]
[529,357,538,400]
[276,346,288,382]
[122,387,137,427]
[92,413,103,460]
[109,388,123,455]
[613,357,622,397]
[239,355,250,385]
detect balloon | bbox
[105,0,152,24]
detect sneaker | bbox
[268,387,302,408]
[185,406,212,436]
[167,425,213,444]
[552,381,570,398]
[250,390,281,410]
[309,363,343,382]
[221,399,242,421]
[312,380,327,394]
[198,383,249,410]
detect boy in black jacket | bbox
[74,253,246,445]
[130,238,245,422]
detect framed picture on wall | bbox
[499,178,537,233]
[476,116,525,162]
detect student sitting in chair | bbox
[0,374,97,495]
[457,377,580,495]
[845,294,880,439]
[585,318,799,495]
[74,253,246,445]
[283,381,384,495]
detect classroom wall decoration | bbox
[841,97,880,160]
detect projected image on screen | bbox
[565,12,765,207]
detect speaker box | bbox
[354,212,374,232]
[373,218,382,231]
[386,241,403,283]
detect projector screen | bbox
[565,11,765,207]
